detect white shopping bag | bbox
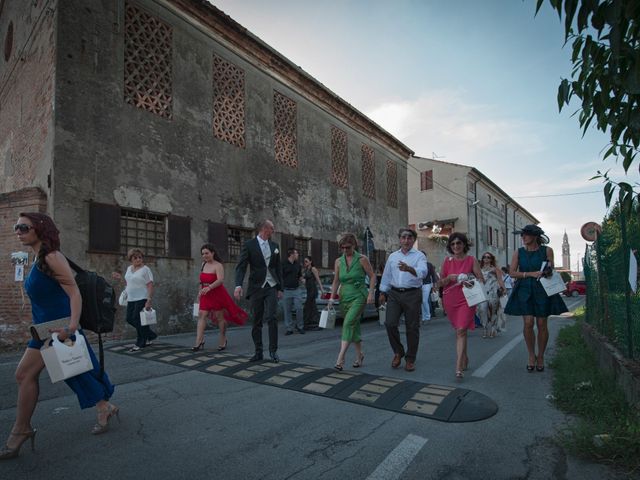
[378,305,386,326]
[118,290,128,307]
[140,308,157,326]
[462,280,487,307]
[41,332,93,383]
[539,271,566,296]
[430,291,440,303]
[193,303,200,317]
[319,306,336,329]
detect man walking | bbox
[379,228,427,372]
[282,248,304,335]
[234,220,283,362]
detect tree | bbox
[536,0,640,215]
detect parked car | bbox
[316,273,379,320]
[564,280,587,297]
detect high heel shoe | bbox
[191,341,205,352]
[334,359,344,371]
[455,370,464,379]
[352,353,364,368]
[217,340,228,352]
[527,355,536,372]
[0,429,37,460]
[91,404,120,435]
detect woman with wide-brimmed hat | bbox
[504,224,568,372]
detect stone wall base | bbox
[581,322,640,409]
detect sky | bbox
[212,0,638,271]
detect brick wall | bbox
[0,0,56,195]
[0,188,47,351]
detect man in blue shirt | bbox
[379,228,427,372]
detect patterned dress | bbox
[477,266,500,333]
[338,252,368,342]
[504,246,568,317]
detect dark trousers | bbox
[250,285,278,354]
[384,289,422,362]
[126,299,157,348]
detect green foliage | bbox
[536,0,640,211]
[560,270,573,283]
[551,317,640,471]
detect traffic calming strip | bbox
[107,343,498,423]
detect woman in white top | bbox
[113,248,156,351]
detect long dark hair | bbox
[201,243,222,262]
[19,212,60,276]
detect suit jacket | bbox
[234,237,283,299]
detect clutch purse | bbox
[30,317,71,343]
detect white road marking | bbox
[472,333,524,378]
[366,434,428,480]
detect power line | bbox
[513,190,601,199]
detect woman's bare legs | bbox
[4,349,44,449]
[455,329,468,373]
[194,311,208,346]
[523,315,536,367]
[535,317,549,367]
[216,311,227,348]
[335,340,349,367]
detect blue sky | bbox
[212,0,638,271]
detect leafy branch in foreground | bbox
[536,0,640,209]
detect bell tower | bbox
[562,231,570,270]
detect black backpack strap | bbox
[98,332,105,379]
[65,256,85,274]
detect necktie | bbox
[261,241,270,262]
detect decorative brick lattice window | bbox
[121,208,166,257]
[273,91,297,167]
[124,3,173,119]
[386,159,398,208]
[212,54,245,148]
[361,144,375,199]
[331,126,348,188]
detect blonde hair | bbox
[127,248,144,261]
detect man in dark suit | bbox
[234,220,284,362]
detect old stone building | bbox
[0,0,412,349]
[408,156,538,269]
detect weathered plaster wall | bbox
[49,0,408,336]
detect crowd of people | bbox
[2,214,567,459]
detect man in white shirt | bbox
[379,228,427,372]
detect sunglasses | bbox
[340,245,354,249]
[450,241,463,246]
[14,224,34,233]
[482,255,492,259]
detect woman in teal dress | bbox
[328,233,376,370]
[505,224,567,372]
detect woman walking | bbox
[328,233,376,370]
[477,252,505,338]
[1,213,118,460]
[113,248,157,352]
[504,225,567,372]
[435,233,483,379]
[302,256,324,329]
[193,244,247,351]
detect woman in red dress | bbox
[193,244,247,351]
[435,233,483,379]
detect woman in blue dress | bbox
[504,224,567,372]
[0,213,118,460]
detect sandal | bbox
[455,370,464,379]
[527,355,536,372]
[334,357,345,371]
[352,353,364,368]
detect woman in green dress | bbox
[328,233,376,371]
[504,224,568,372]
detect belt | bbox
[391,286,420,292]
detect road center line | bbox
[366,434,428,480]
[472,333,524,378]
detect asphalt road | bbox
[0,296,630,479]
